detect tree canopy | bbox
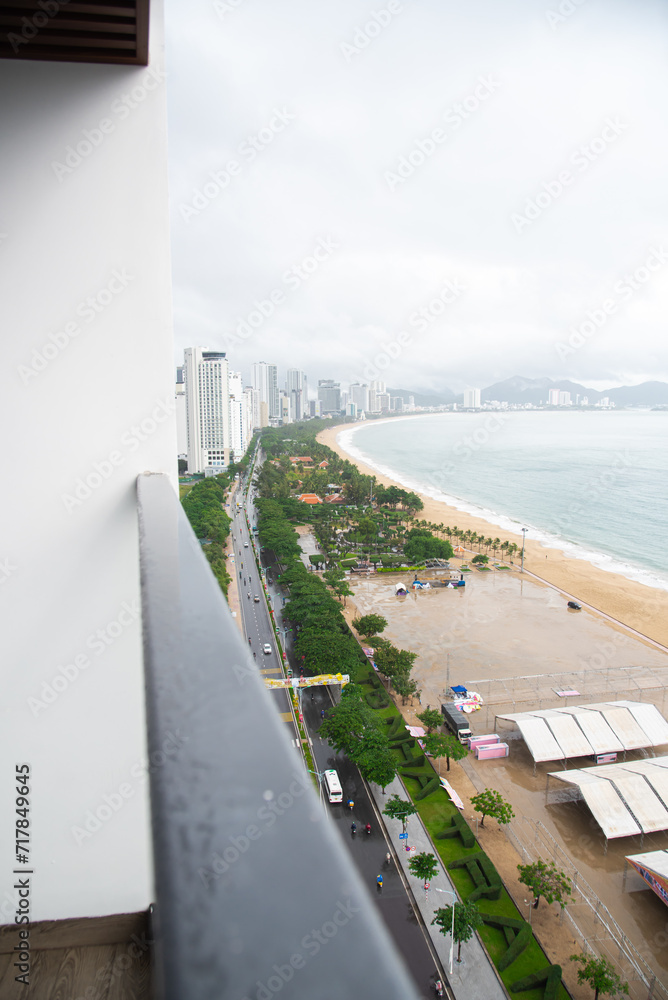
[570,954,629,1000]
[518,859,572,909]
[470,789,515,827]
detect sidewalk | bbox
[367,774,510,1000]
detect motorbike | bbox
[434,981,444,998]
[376,875,383,889]
[365,824,371,835]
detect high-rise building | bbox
[463,388,481,408]
[559,391,572,406]
[229,370,253,461]
[280,393,291,423]
[350,383,369,412]
[376,392,391,411]
[184,348,231,473]
[317,379,341,414]
[286,368,308,421]
[252,361,279,419]
[548,389,560,406]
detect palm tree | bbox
[492,538,501,558]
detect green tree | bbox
[394,672,420,705]
[417,708,442,733]
[382,793,417,833]
[471,554,489,565]
[408,851,439,885]
[470,788,514,827]
[352,613,388,639]
[355,729,397,791]
[323,566,353,606]
[424,733,468,773]
[432,901,483,963]
[518,859,572,909]
[570,954,629,1000]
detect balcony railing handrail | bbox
[136,472,420,1000]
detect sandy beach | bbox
[318,420,668,650]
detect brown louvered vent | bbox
[0,1,149,65]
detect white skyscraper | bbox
[252,361,279,419]
[286,368,308,421]
[350,383,369,412]
[184,348,231,474]
[228,370,250,461]
[463,388,481,408]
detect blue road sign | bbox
[399,833,408,840]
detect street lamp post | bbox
[433,887,458,975]
[520,527,528,573]
[523,899,532,926]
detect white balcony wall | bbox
[0,2,175,921]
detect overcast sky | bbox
[164,0,668,395]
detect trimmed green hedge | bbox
[437,812,476,848]
[510,966,563,1000]
[480,914,533,971]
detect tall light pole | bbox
[520,527,527,573]
[433,887,458,974]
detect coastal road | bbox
[230,478,299,744]
[305,690,448,1000]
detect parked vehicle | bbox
[441,703,472,744]
[567,600,582,610]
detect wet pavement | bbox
[305,691,445,1000]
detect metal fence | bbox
[448,666,668,732]
[504,816,668,1000]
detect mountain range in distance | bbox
[387,377,668,407]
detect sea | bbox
[337,409,668,593]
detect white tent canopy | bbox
[549,757,668,839]
[496,700,668,763]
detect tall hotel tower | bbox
[184,348,231,473]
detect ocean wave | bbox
[336,423,668,594]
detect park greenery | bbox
[424,732,469,772]
[518,860,572,909]
[234,421,572,999]
[570,954,629,1000]
[180,473,232,595]
[382,793,417,832]
[432,901,483,963]
[471,789,515,827]
[408,851,440,884]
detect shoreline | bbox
[317,420,668,650]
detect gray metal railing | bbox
[136,473,419,1000]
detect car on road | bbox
[254,595,260,602]
[263,643,272,655]
[244,542,249,548]
[567,601,582,610]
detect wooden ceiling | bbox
[0,1,149,64]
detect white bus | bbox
[323,769,343,804]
